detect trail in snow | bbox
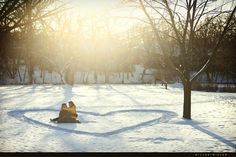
[0,84,235,152]
[8,109,177,137]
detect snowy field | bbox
[0,84,236,152]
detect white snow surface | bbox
[0,84,235,152]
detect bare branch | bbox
[193,0,209,31]
[190,5,236,82]
[139,0,185,79]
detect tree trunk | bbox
[183,80,191,119]
[105,71,109,83]
[83,72,87,84]
[59,72,64,84]
[215,71,219,83]
[122,72,124,84]
[141,69,146,83]
[81,72,84,83]
[94,71,97,84]
[23,65,27,84]
[85,72,89,84]
[43,70,45,84]
[17,68,22,83]
[206,69,212,84]
[128,72,131,80]
[28,64,33,84]
[65,69,74,86]
[40,67,43,78]
[221,71,225,83]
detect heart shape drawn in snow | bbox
[8,109,177,137]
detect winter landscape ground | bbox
[0,84,235,152]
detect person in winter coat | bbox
[68,101,80,123]
[50,101,80,123]
[50,103,69,122]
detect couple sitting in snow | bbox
[51,101,80,123]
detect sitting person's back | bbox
[58,107,77,123]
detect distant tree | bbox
[193,15,236,83]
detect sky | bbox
[54,0,236,35]
[62,0,144,33]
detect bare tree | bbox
[137,0,236,119]
[0,0,67,84]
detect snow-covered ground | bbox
[0,84,235,152]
